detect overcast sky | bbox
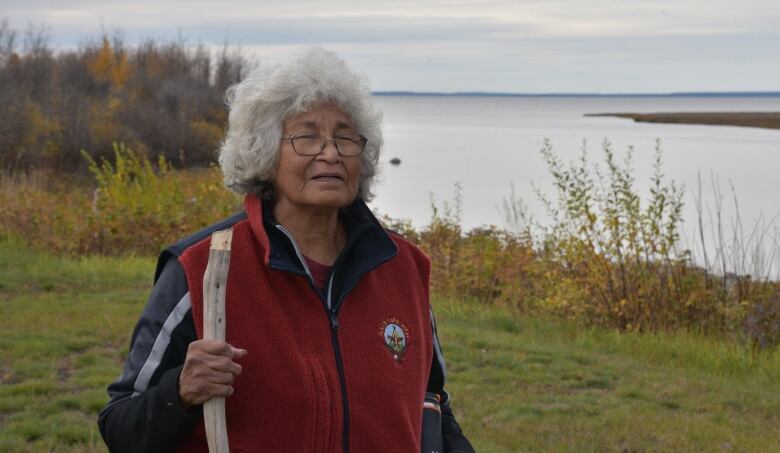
[3,0,780,93]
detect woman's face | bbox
[273,103,362,212]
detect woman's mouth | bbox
[311,173,344,182]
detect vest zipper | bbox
[328,275,350,453]
[275,225,350,452]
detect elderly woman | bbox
[98,48,474,452]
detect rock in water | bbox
[389,157,401,165]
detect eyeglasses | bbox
[283,134,367,157]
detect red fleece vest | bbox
[177,195,433,452]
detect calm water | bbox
[370,95,780,272]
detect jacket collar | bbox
[244,193,399,279]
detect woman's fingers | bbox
[190,353,240,374]
[178,339,247,409]
[204,369,236,385]
[180,382,234,407]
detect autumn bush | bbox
[529,139,702,331]
[395,187,538,306]
[0,143,240,255]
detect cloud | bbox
[4,0,780,41]
[1,0,778,92]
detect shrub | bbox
[0,143,240,255]
[388,185,538,306]
[518,139,768,333]
[0,167,90,254]
[528,139,701,331]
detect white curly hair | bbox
[218,47,383,201]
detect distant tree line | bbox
[0,19,249,171]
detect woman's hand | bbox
[178,339,247,410]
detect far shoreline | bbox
[373,91,780,98]
[584,112,780,130]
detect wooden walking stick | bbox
[203,228,233,453]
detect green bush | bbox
[389,185,539,306]
[532,139,693,330]
[0,143,240,255]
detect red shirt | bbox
[303,255,332,292]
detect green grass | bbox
[434,299,780,452]
[0,237,152,452]
[2,238,780,452]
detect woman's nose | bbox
[316,140,342,162]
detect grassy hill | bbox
[1,238,780,452]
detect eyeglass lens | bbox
[291,135,364,156]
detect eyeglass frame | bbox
[282,133,368,157]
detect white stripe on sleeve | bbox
[132,292,192,396]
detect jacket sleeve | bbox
[427,309,476,453]
[98,258,202,453]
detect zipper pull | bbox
[329,311,340,330]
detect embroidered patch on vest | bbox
[379,317,410,363]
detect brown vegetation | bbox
[0,144,241,255]
[1,143,779,348]
[0,20,247,172]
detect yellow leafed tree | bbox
[86,37,129,89]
